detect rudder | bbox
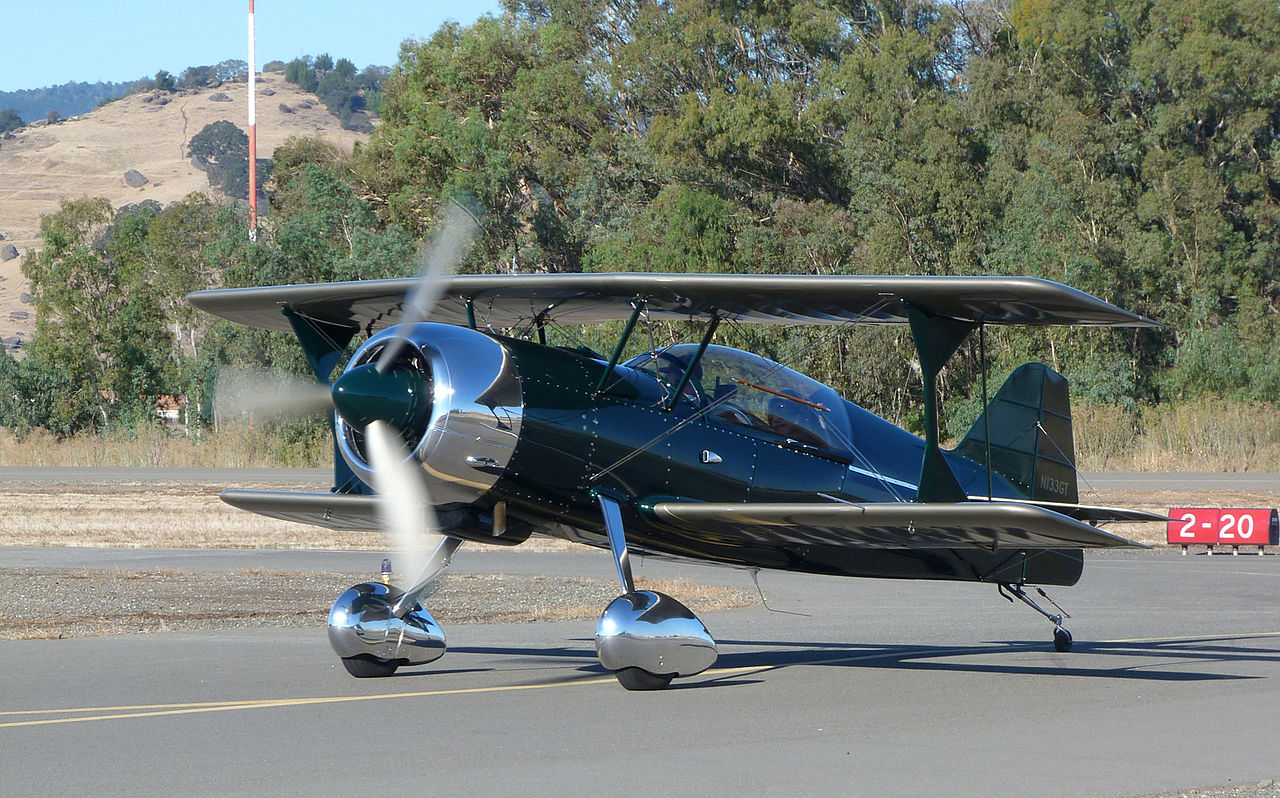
[956,363,1077,504]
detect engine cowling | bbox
[332,323,523,508]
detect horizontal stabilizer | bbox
[643,499,1144,550]
[964,497,1171,525]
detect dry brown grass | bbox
[8,395,1280,474]
[0,481,372,549]
[633,575,756,612]
[0,425,328,468]
[1075,400,1280,472]
[0,479,578,552]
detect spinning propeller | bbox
[218,201,480,615]
[337,201,478,610]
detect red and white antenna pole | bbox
[247,0,258,241]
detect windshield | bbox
[624,344,853,453]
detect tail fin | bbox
[956,362,1078,504]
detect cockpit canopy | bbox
[623,343,854,453]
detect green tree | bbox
[19,198,177,432]
[0,108,22,133]
[154,69,176,93]
[188,121,252,197]
[360,15,611,272]
[180,65,216,88]
[284,57,318,93]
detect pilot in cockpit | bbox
[657,354,703,403]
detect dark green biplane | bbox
[190,272,1163,690]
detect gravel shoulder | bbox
[1135,780,1280,798]
[0,567,755,640]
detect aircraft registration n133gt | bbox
[190,272,1164,690]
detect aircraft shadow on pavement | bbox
[432,633,1280,686]
[707,634,1279,683]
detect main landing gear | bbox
[327,536,463,677]
[325,497,716,688]
[999,582,1073,652]
[594,493,718,690]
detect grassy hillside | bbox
[0,72,369,349]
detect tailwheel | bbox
[614,667,675,691]
[999,582,1075,652]
[341,655,401,678]
[1053,626,1073,653]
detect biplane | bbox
[189,270,1163,690]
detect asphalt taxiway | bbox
[3,546,1280,797]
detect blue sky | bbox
[1,1,504,92]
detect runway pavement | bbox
[3,546,1279,797]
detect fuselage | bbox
[336,325,1082,586]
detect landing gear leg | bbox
[999,582,1073,652]
[593,493,717,690]
[328,537,464,677]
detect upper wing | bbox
[188,273,1158,334]
[643,499,1145,550]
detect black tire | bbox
[614,667,674,691]
[341,655,400,678]
[1053,627,1073,653]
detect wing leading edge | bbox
[189,273,1158,334]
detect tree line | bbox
[1,58,268,131]
[0,80,135,123]
[3,0,1279,441]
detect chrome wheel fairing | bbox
[595,590,718,678]
[327,582,446,667]
[336,323,523,506]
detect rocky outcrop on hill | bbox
[1,244,17,261]
[123,169,148,187]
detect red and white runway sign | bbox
[1167,508,1279,554]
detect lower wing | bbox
[642,499,1148,550]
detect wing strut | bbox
[664,313,722,411]
[595,299,646,396]
[282,307,360,493]
[905,304,975,503]
[979,322,993,500]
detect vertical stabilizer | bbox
[956,363,1077,504]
